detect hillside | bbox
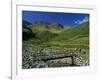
[22,20,89,48]
[49,22,89,48]
[22,20,89,68]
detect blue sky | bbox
[22,11,89,26]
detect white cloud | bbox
[75,17,89,25]
[75,21,78,24]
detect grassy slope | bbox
[23,21,89,49]
[49,22,89,48]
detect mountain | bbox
[50,21,89,48]
[48,23,64,30]
[22,20,35,40]
[60,21,89,38]
[22,20,31,27]
[22,20,89,48]
[31,21,49,32]
[27,21,64,32]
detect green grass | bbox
[23,21,89,49]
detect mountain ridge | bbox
[22,20,89,49]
